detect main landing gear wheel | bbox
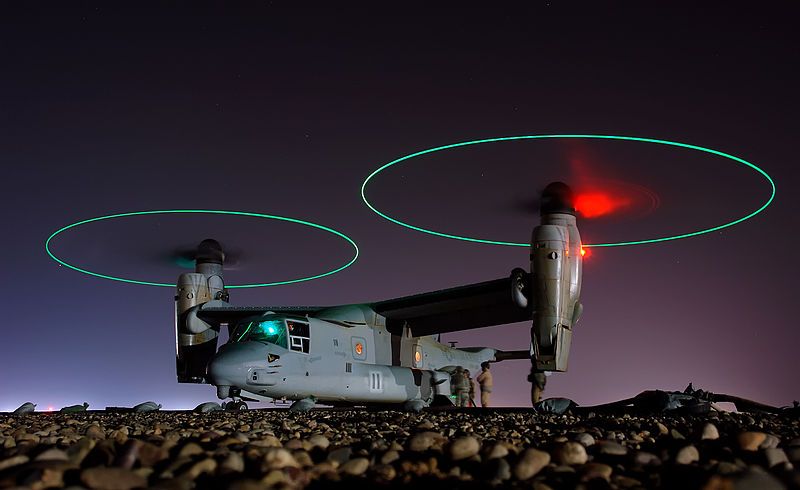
[225,400,248,411]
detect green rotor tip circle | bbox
[360,134,776,248]
[45,210,360,288]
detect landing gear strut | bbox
[224,399,248,411]
[528,368,547,405]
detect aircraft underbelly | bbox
[246,363,440,403]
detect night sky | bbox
[1,5,798,410]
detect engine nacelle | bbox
[530,184,583,372]
[175,240,228,383]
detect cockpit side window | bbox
[231,317,288,349]
[287,320,310,354]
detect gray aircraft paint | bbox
[175,184,583,408]
[207,311,493,406]
[531,210,582,372]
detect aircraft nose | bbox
[207,349,240,388]
[208,342,263,387]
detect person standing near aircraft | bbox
[465,369,476,407]
[452,367,470,407]
[450,368,461,404]
[476,362,493,407]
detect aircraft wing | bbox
[371,269,531,337]
[196,305,328,323]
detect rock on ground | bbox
[1,408,798,488]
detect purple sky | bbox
[1,5,797,410]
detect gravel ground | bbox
[1,408,799,489]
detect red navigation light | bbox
[580,248,587,257]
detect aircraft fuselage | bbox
[207,307,495,406]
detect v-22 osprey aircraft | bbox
[175,182,583,410]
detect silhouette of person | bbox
[476,362,493,407]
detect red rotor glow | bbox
[574,191,632,218]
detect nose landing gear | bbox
[219,386,248,410]
[224,399,249,411]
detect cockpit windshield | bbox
[230,316,288,348]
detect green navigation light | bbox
[45,210,359,288]
[360,135,775,248]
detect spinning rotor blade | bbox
[510,179,656,221]
[501,142,660,223]
[572,188,632,218]
[570,179,660,221]
[568,146,660,220]
[509,182,577,217]
[509,195,542,215]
